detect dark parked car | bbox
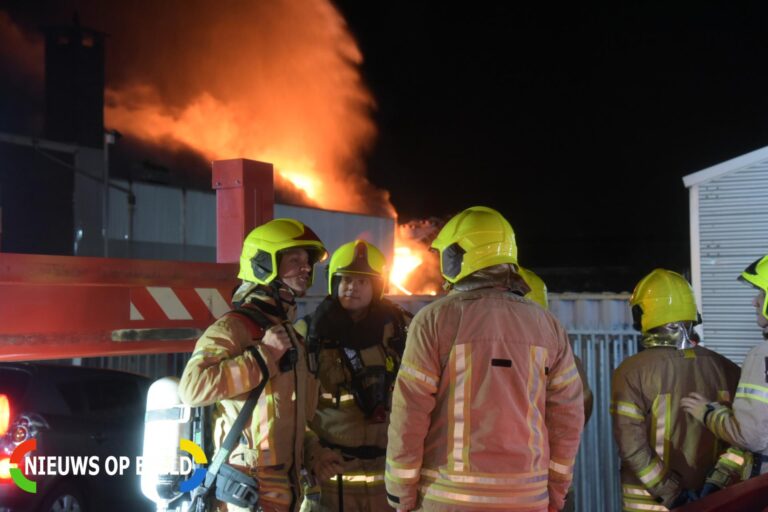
[0,363,155,512]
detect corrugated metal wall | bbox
[101,181,395,296]
[73,293,637,511]
[698,163,768,364]
[275,205,395,297]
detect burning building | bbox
[0,2,442,296]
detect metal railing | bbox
[571,331,640,512]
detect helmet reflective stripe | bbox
[327,240,387,297]
[238,218,327,285]
[739,254,768,320]
[431,206,517,284]
[519,267,548,309]
[629,269,698,333]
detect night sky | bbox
[3,2,768,291]
[336,1,768,289]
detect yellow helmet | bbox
[238,218,327,285]
[630,269,698,333]
[327,240,387,298]
[519,267,548,310]
[431,206,517,284]
[739,254,768,320]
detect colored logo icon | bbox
[10,439,37,493]
[179,439,207,492]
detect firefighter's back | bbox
[613,345,740,492]
[390,287,583,511]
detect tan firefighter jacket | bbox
[295,297,411,509]
[700,341,768,476]
[179,288,319,510]
[385,287,584,512]
[610,345,740,511]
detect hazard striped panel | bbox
[130,287,231,322]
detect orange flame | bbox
[390,224,443,296]
[101,0,393,217]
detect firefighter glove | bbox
[681,392,714,423]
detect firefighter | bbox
[385,206,584,512]
[611,269,740,511]
[295,239,412,511]
[518,266,593,512]
[682,254,768,482]
[179,218,339,512]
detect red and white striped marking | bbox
[130,287,230,322]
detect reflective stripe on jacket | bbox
[704,341,768,475]
[385,288,584,511]
[296,300,411,512]
[610,346,740,510]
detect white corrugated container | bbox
[684,148,768,364]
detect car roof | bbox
[0,362,151,382]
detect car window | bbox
[83,377,143,417]
[56,380,87,414]
[0,368,31,403]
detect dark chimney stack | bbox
[44,14,105,148]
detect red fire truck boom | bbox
[0,159,274,362]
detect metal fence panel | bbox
[571,331,640,512]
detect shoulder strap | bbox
[198,349,270,493]
[227,304,277,339]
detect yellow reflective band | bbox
[423,484,549,507]
[550,364,578,388]
[709,408,733,439]
[549,460,572,475]
[651,394,671,464]
[320,393,355,402]
[190,347,228,361]
[385,461,420,482]
[614,401,644,420]
[421,468,548,486]
[622,486,653,497]
[622,499,669,511]
[683,349,696,359]
[736,384,768,404]
[527,346,547,471]
[399,363,439,391]
[448,344,471,472]
[225,358,249,395]
[330,472,385,484]
[722,451,745,467]
[256,384,276,465]
[638,460,665,487]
